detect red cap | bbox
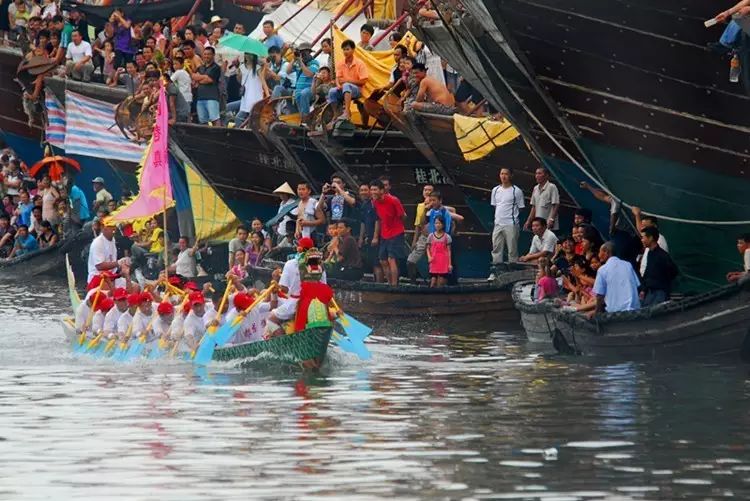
[127,293,141,306]
[112,287,128,301]
[190,294,206,307]
[184,281,200,291]
[298,237,314,250]
[168,275,183,287]
[233,292,253,311]
[97,297,114,312]
[88,291,104,306]
[86,275,104,291]
[157,301,174,315]
[182,301,192,315]
[139,291,153,304]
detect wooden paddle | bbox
[76,282,104,350]
[190,282,235,364]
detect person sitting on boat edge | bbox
[6,224,38,259]
[639,226,679,307]
[406,62,456,115]
[520,217,558,265]
[727,233,750,283]
[0,214,15,258]
[588,242,640,319]
[328,39,369,123]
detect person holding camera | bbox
[291,42,320,123]
[319,173,357,228]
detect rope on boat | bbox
[435,4,750,226]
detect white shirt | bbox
[153,315,173,338]
[491,185,525,226]
[183,310,215,341]
[225,306,266,344]
[87,233,118,283]
[41,2,58,20]
[131,309,154,341]
[529,229,558,255]
[175,249,197,277]
[171,69,193,103]
[316,53,331,71]
[103,307,123,335]
[530,182,560,230]
[116,311,134,336]
[292,197,318,238]
[74,301,91,333]
[66,40,93,63]
[279,257,327,298]
[91,310,105,335]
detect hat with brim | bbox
[209,15,229,26]
[273,181,295,196]
[92,177,105,184]
[297,42,313,52]
[19,55,58,76]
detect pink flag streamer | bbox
[109,84,174,222]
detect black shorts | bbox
[378,233,406,261]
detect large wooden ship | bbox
[411,0,750,289]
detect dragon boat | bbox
[548,278,750,359]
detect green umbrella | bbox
[218,33,269,58]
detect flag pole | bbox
[162,83,170,281]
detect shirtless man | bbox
[408,63,455,115]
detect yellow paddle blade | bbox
[104,338,117,354]
[87,333,103,350]
[78,332,86,346]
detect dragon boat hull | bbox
[549,280,750,359]
[213,327,333,368]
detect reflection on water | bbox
[1,279,750,499]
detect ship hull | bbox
[416,1,750,290]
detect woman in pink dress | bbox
[426,217,452,287]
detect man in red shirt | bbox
[370,179,406,286]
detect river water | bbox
[1,280,750,500]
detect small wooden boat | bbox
[250,261,534,331]
[0,230,93,279]
[511,280,557,345]
[213,327,333,369]
[550,279,750,359]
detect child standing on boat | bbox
[427,216,452,287]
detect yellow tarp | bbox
[332,0,396,20]
[184,163,240,242]
[453,114,521,162]
[332,25,393,98]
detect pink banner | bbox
[110,84,174,222]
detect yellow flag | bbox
[184,163,240,242]
[332,26,394,98]
[453,114,521,162]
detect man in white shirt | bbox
[103,288,129,338]
[116,293,140,339]
[169,236,199,278]
[631,207,669,277]
[181,295,216,352]
[489,168,525,276]
[265,237,326,336]
[87,219,118,283]
[524,167,560,231]
[294,182,324,239]
[74,291,104,335]
[65,30,94,82]
[520,218,558,264]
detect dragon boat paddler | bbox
[130,292,157,343]
[179,292,217,353]
[264,237,334,339]
[115,293,141,341]
[103,288,129,340]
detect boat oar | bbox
[123,316,157,361]
[108,322,135,360]
[193,282,277,365]
[191,282,235,365]
[150,295,191,360]
[330,299,372,360]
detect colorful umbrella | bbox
[29,155,81,182]
[218,33,269,57]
